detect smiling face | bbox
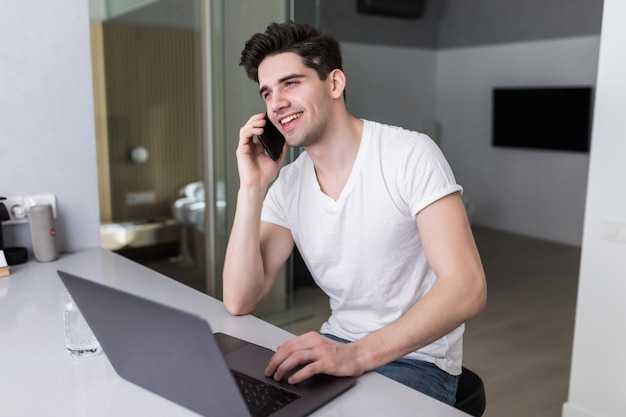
[258,52,343,148]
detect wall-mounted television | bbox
[492,86,593,153]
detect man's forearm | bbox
[222,186,268,315]
[354,270,486,372]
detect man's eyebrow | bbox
[258,73,306,96]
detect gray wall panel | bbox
[315,0,441,48]
[309,0,602,49]
[437,0,603,48]
[294,0,440,49]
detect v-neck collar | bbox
[309,121,369,211]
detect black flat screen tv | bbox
[492,86,593,153]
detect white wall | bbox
[0,0,101,254]
[564,1,626,416]
[341,37,599,246]
[436,37,600,246]
[342,42,437,134]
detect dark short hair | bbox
[240,21,343,84]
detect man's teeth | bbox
[280,113,302,125]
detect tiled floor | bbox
[464,227,580,417]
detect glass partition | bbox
[90,0,320,325]
[204,0,290,316]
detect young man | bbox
[223,21,486,405]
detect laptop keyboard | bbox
[232,370,300,417]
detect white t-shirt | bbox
[261,120,464,375]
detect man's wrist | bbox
[238,184,267,203]
[352,339,379,374]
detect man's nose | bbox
[269,91,288,114]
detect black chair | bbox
[454,367,486,416]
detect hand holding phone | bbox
[257,115,285,161]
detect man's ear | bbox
[329,69,346,99]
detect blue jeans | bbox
[323,333,459,406]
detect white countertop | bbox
[0,248,468,417]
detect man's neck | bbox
[306,115,363,200]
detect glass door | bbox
[202,0,291,316]
[91,0,320,322]
[204,0,322,322]
[90,0,208,292]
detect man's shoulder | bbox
[363,119,435,155]
[364,119,414,136]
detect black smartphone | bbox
[257,114,285,161]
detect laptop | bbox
[57,270,355,417]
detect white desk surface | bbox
[0,248,468,417]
